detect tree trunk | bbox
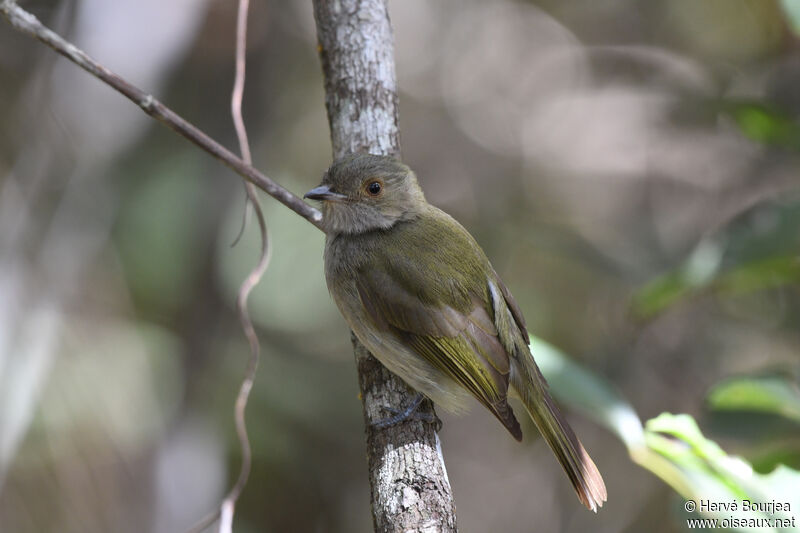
[311,1,458,531]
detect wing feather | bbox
[355,267,522,440]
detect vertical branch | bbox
[311,1,458,531]
[2,0,457,529]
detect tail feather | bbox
[515,365,607,511]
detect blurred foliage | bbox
[645,414,799,532]
[538,336,800,532]
[780,0,800,35]
[534,335,644,450]
[707,370,800,474]
[115,152,209,315]
[724,101,800,151]
[709,372,800,423]
[632,193,800,318]
[2,0,800,532]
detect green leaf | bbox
[723,100,800,150]
[530,337,800,531]
[705,410,800,473]
[631,240,723,318]
[642,413,800,532]
[715,256,800,295]
[708,373,800,423]
[630,271,696,318]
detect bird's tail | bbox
[513,359,607,512]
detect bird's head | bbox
[305,153,426,235]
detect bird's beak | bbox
[304,185,347,202]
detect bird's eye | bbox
[366,180,382,196]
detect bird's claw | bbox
[372,393,441,431]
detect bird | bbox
[305,153,607,511]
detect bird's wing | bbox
[355,261,523,440]
[493,271,528,339]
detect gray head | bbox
[305,154,426,235]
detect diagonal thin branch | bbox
[0,0,324,232]
[2,1,458,531]
[0,1,287,531]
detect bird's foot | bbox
[373,393,441,431]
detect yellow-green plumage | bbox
[307,154,607,511]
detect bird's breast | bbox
[321,233,472,412]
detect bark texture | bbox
[312,1,458,531]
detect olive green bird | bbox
[305,153,607,511]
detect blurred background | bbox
[1,0,799,531]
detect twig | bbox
[231,0,253,168]
[2,0,459,530]
[179,1,270,532]
[222,0,271,531]
[0,0,323,232]
[0,1,285,531]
